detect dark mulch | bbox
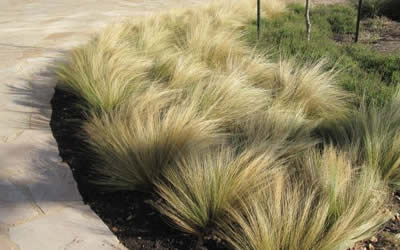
[49,88,229,250]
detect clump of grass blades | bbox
[83,87,226,191]
[119,16,176,57]
[148,51,211,88]
[169,0,286,32]
[154,144,285,237]
[265,59,353,121]
[320,90,400,189]
[218,147,390,250]
[182,71,271,130]
[55,34,153,113]
[55,0,285,113]
[172,18,250,72]
[236,107,319,159]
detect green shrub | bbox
[345,46,400,84]
[319,4,357,34]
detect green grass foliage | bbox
[246,3,400,106]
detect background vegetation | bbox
[246,3,400,107]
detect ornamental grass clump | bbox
[55,34,153,113]
[55,0,285,113]
[236,107,319,158]
[183,71,271,130]
[267,59,352,121]
[321,90,400,189]
[154,143,285,237]
[83,87,226,191]
[218,147,390,250]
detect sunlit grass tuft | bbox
[236,107,319,159]
[320,90,400,189]
[83,87,226,191]
[56,43,152,112]
[266,59,353,121]
[155,144,285,236]
[218,147,390,250]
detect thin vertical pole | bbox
[305,0,311,41]
[257,0,261,40]
[355,0,362,43]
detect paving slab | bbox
[9,203,122,250]
[0,178,41,225]
[0,0,208,249]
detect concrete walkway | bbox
[0,1,206,249]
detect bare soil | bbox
[334,17,400,54]
[365,18,400,54]
[352,193,400,250]
[313,0,400,54]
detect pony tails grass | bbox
[183,71,271,130]
[154,144,286,237]
[218,147,390,250]
[267,59,353,121]
[236,107,318,158]
[54,0,285,113]
[148,51,211,88]
[320,89,400,189]
[55,42,152,113]
[83,87,226,191]
[297,147,390,248]
[217,175,330,250]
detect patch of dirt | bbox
[334,17,400,54]
[296,0,400,54]
[365,18,400,54]
[50,88,229,250]
[352,192,400,250]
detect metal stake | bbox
[355,0,363,43]
[257,0,261,40]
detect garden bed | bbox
[50,1,400,249]
[50,88,400,250]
